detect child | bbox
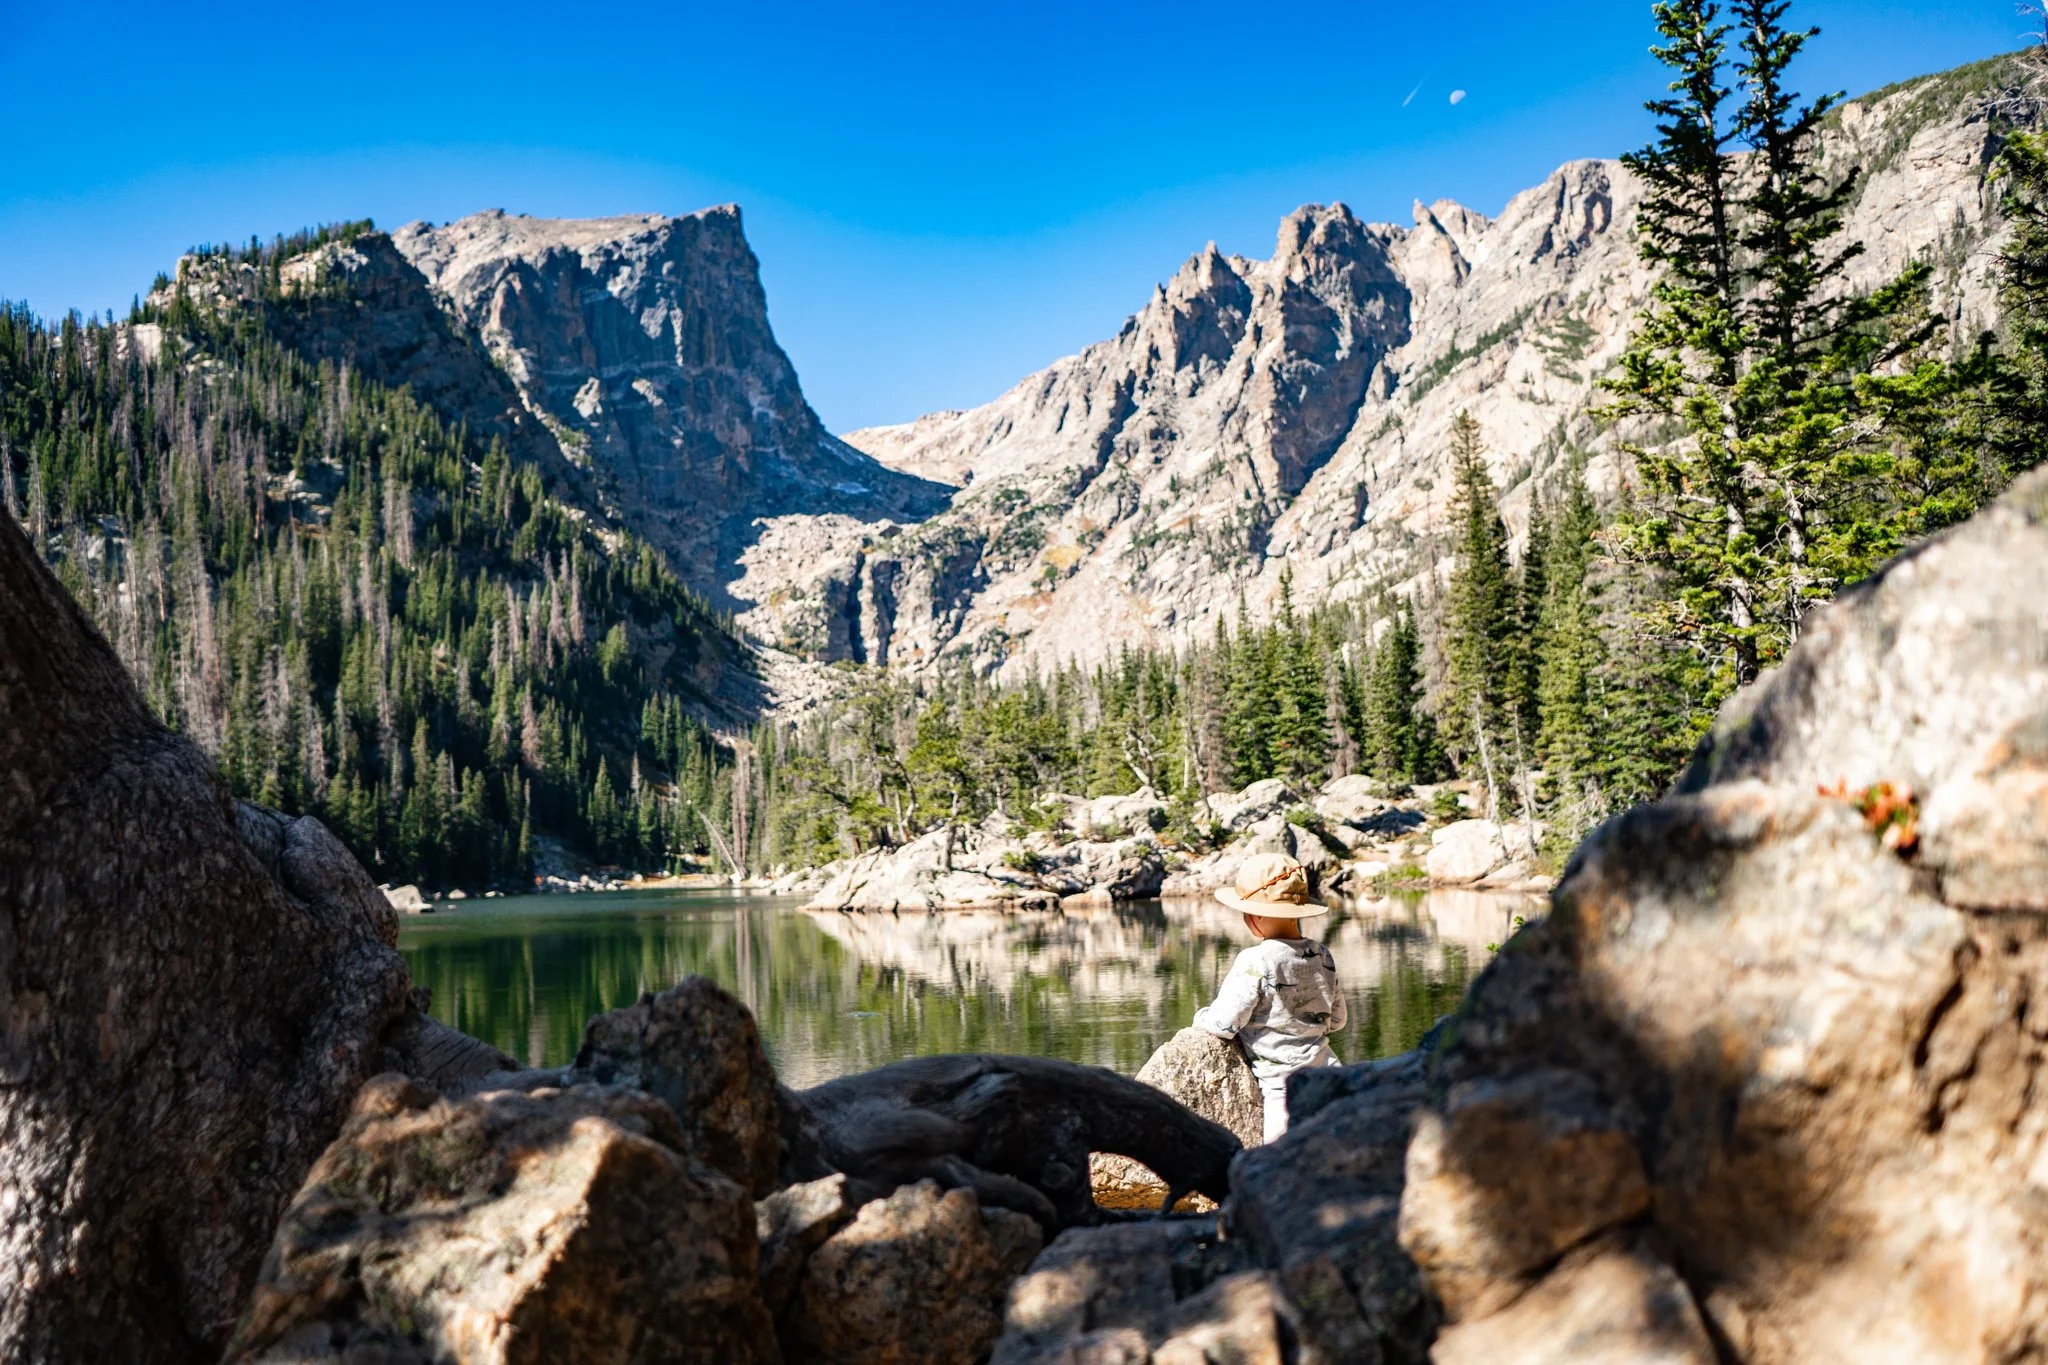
[1192,852,1346,1142]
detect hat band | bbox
[1241,865,1309,904]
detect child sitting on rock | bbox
[1192,852,1346,1142]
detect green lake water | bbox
[398,888,1540,1088]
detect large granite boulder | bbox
[1206,779,1301,833]
[572,977,786,1196]
[1404,469,2048,1361]
[1092,1027,1262,1204]
[1137,1028,1263,1146]
[1424,819,1505,884]
[225,1076,775,1364]
[0,512,413,1363]
[789,1180,1041,1365]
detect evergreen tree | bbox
[1441,412,1516,808]
[1610,0,1954,706]
[1986,130,2048,484]
[1363,609,1430,785]
[1532,459,1606,830]
[1269,570,1331,786]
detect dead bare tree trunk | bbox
[1470,697,1502,825]
[0,511,414,1362]
[794,1053,1241,1232]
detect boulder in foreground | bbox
[1405,468,2048,1360]
[226,1076,776,1365]
[0,510,412,1363]
[790,1179,1040,1365]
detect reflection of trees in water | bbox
[399,889,1542,1086]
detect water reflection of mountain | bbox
[399,890,1540,1089]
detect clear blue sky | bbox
[0,0,2024,431]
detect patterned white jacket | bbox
[1192,935,1347,1078]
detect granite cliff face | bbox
[386,209,949,598]
[723,55,2032,677]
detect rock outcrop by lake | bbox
[786,774,1541,910]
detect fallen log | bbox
[794,1053,1242,1230]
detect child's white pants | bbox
[1257,1043,1342,1142]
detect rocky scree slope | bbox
[729,54,2034,677]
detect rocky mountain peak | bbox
[378,207,946,601]
[797,56,2031,680]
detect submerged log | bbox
[0,512,413,1362]
[794,1052,1242,1230]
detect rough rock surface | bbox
[1405,468,2048,1360]
[790,1180,1042,1365]
[1091,1027,1262,1204]
[572,977,786,1196]
[1137,1028,1264,1147]
[1398,1068,1650,1322]
[390,209,949,608]
[758,1174,860,1322]
[1230,1053,1437,1364]
[226,1076,775,1365]
[994,1220,1276,1365]
[0,511,413,1364]
[1429,1232,1717,1365]
[381,992,522,1091]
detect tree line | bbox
[0,269,748,890]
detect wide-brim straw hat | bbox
[1215,851,1327,917]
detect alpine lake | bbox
[398,887,1540,1089]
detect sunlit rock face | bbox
[739,58,2028,676]
[389,208,948,603]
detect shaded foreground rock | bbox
[0,511,412,1363]
[791,1180,1041,1365]
[995,1219,1277,1365]
[1429,1232,1717,1365]
[1230,1055,1437,1365]
[227,1075,775,1365]
[757,1174,860,1322]
[1398,1068,1649,1322]
[1405,470,2048,1360]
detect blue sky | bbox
[0,0,2025,431]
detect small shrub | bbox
[1371,863,1431,895]
[1002,848,1043,874]
[1431,788,1466,822]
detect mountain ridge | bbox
[749,50,2033,679]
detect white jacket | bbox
[1192,936,1346,1078]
